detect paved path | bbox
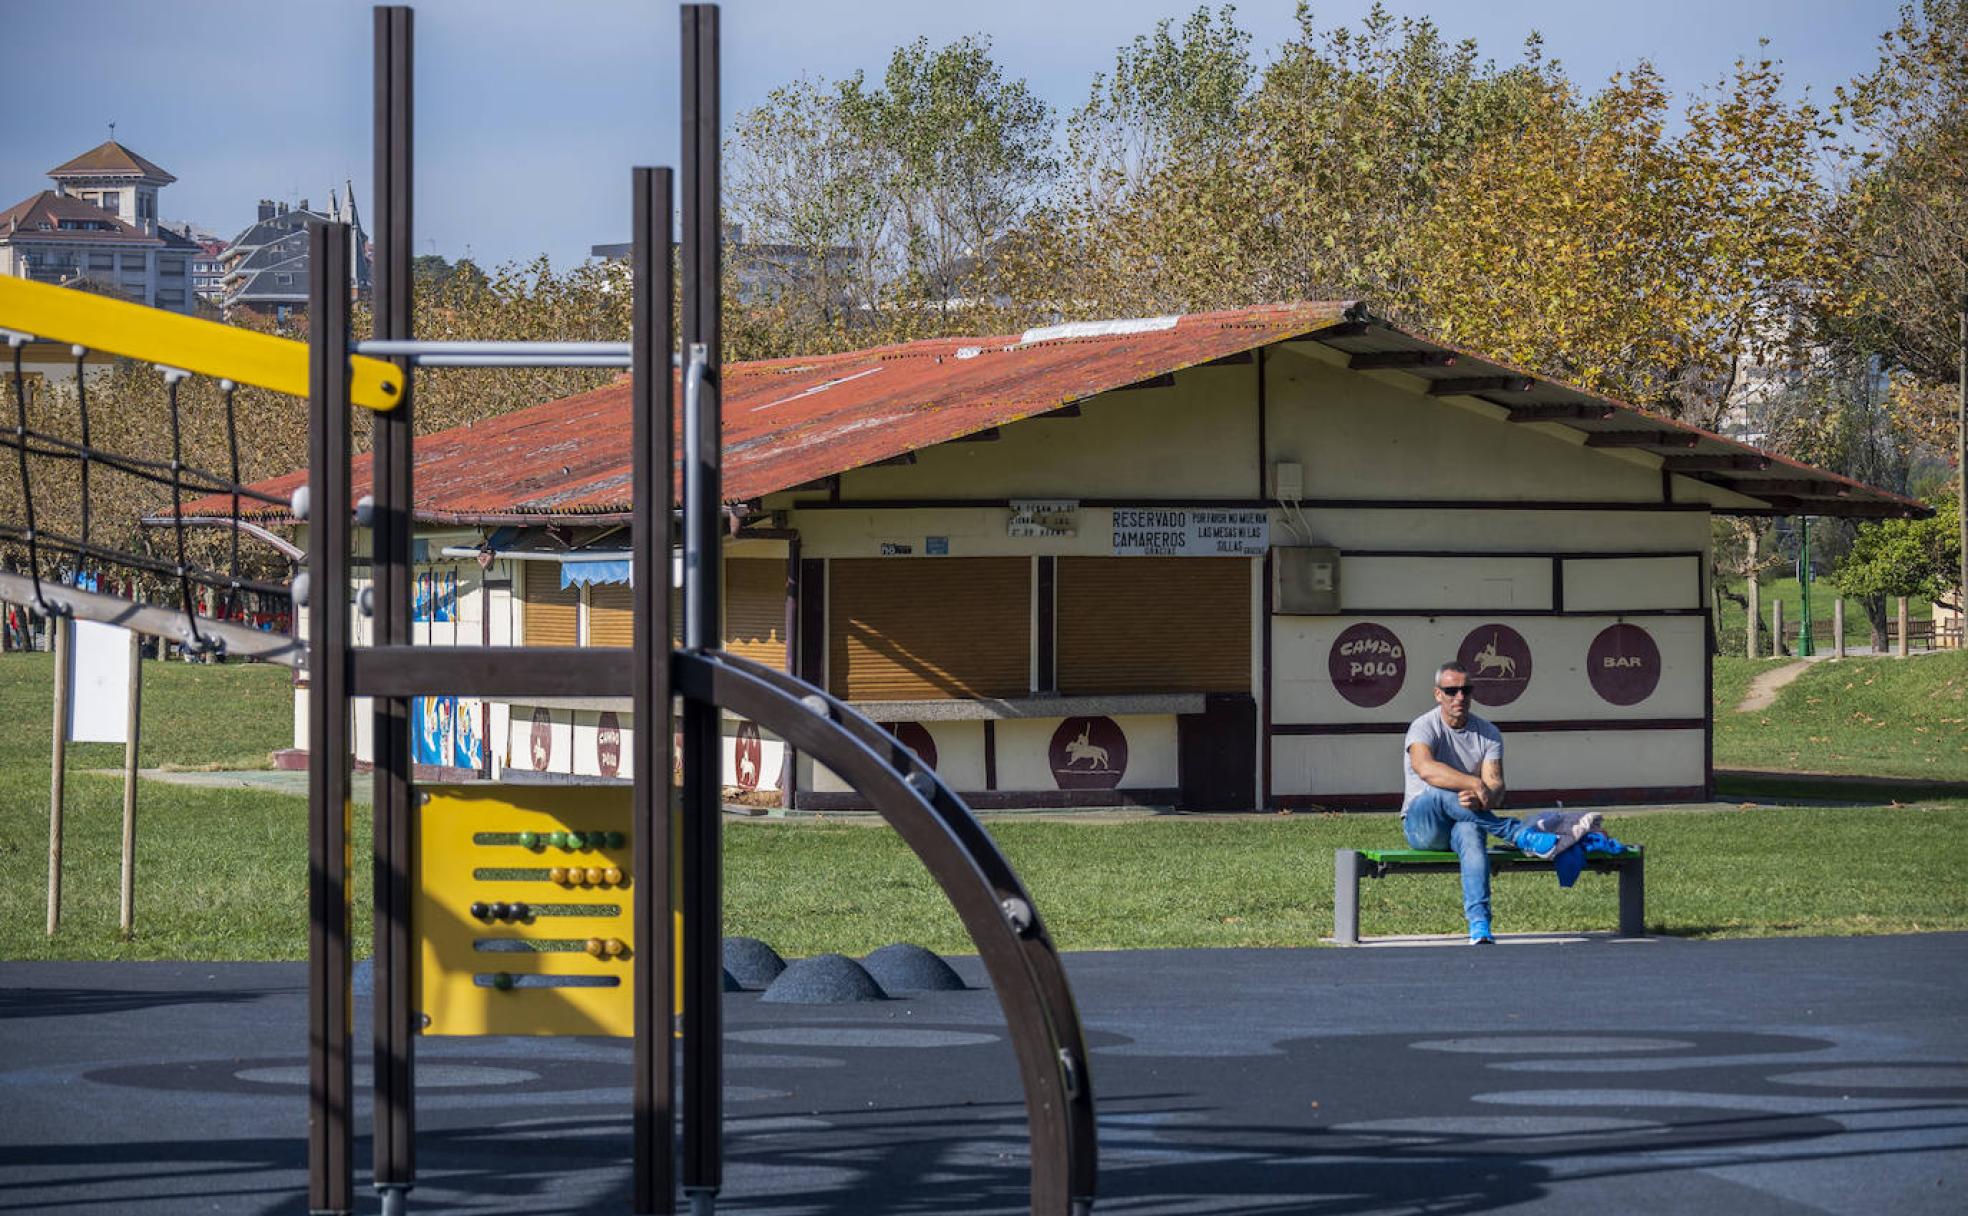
[4,935,1966,1214]
[1734,660,1813,712]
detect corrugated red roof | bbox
[195,301,1928,524]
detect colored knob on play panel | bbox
[490,902,510,920]
[586,867,605,885]
[606,831,625,848]
[492,972,513,991]
[549,867,569,884]
[517,831,538,849]
[604,939,625,957]
[586,938,605,957]
[548,831,567,848]
[469,902,489,920]
[565,832,586,850]
[604,867,623,885]
[509,902,530,921]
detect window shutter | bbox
[725,558,788,670]
[1056,557,1250,694]
[522,562,579,647]
[829,558,1029,700]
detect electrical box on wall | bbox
[1274,546,1341,615]
[1271,461,1304,500]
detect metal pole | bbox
[679,6,724,1206]
[1833,597,1845,660]
[1798,516,1813,658]
[1957,269,1965,647]
[370,9,417,1210]
[631,164,677,1216]
[1772,598,1784,658]
[119,627,141,938]
[46,612,70,936]
[1898,596,1910,657]
[306,218,356,1216]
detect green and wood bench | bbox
[1333,845,1646,945]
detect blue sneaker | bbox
[1516,829,1561,859]
[1468,920,1495,945]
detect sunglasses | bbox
[1437,685,1472,698]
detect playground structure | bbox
[0,6,1097,1215]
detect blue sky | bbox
[3,0,1900,268]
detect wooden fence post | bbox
[1898,597,1910,657]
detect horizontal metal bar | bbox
[0,274,403,411]
[395,354,632,368]
[357,340,634,357]
[349,645,632,697]
[0,572,305,666]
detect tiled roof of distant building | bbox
[47,140,176,183]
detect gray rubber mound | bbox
[862,943,965,992]
[723,936,788,989]
[760,953,888,1004]
[724,968,742,993]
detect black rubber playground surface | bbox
[3,934,1965,1214]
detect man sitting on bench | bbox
[1402,661,1560,945]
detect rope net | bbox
[2,334,301,662]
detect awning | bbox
[560,559,631,589]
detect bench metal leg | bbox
[1334,849,1362,945]
[1617,855,1645,937]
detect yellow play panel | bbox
[417,784,674,1037]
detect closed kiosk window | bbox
[1057,556,1250,694]
[829,557,1029,700]
[726,557,788,669]
[523,562,579,647]
[589,581,681,648]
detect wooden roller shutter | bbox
[523,562,579,647]
[588,582,681,648]
[829,558,1029,700]
[726,557,788,670]
[1057,557,1250,694]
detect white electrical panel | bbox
[1271,461,1304,500]
[1274,546,1341,615]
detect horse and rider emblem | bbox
[1048,716,1128,790]
[1456,624,1533,706]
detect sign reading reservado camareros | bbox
[1111,507,1269,556]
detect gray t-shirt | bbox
[1402,708,1503,812]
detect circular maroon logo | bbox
[1457,624,1533,707]
[733,720,763,790]
[1588,623,1661,705]
[1328,623,1407,708]
[529,707,553,771]
[595,711,622,777]
[1048,717,1128,790]
[880,722,939,770]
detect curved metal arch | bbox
[674,650,1097,1215]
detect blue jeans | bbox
[1402,786,1528,927]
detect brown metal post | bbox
[631,164,677,1216]
[370,8,418,1206]
[679,5,724,1202]
[307,218,356,1216]
[46,612,70,936]
[119,627,141,937]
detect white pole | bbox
[47,614,71,936]
[1898,596,1911,658]
[119,628,143,938]
[1833,598,1845,660]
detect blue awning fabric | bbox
[561,560,632,589]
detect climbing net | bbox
[2,320,304,664]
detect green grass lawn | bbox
[1713,651,1968,781]
[5,650,1968,962]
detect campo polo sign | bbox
[1111,508,1269,556]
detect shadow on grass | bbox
[0,986,276,1021]
[1714,770,1968,804]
